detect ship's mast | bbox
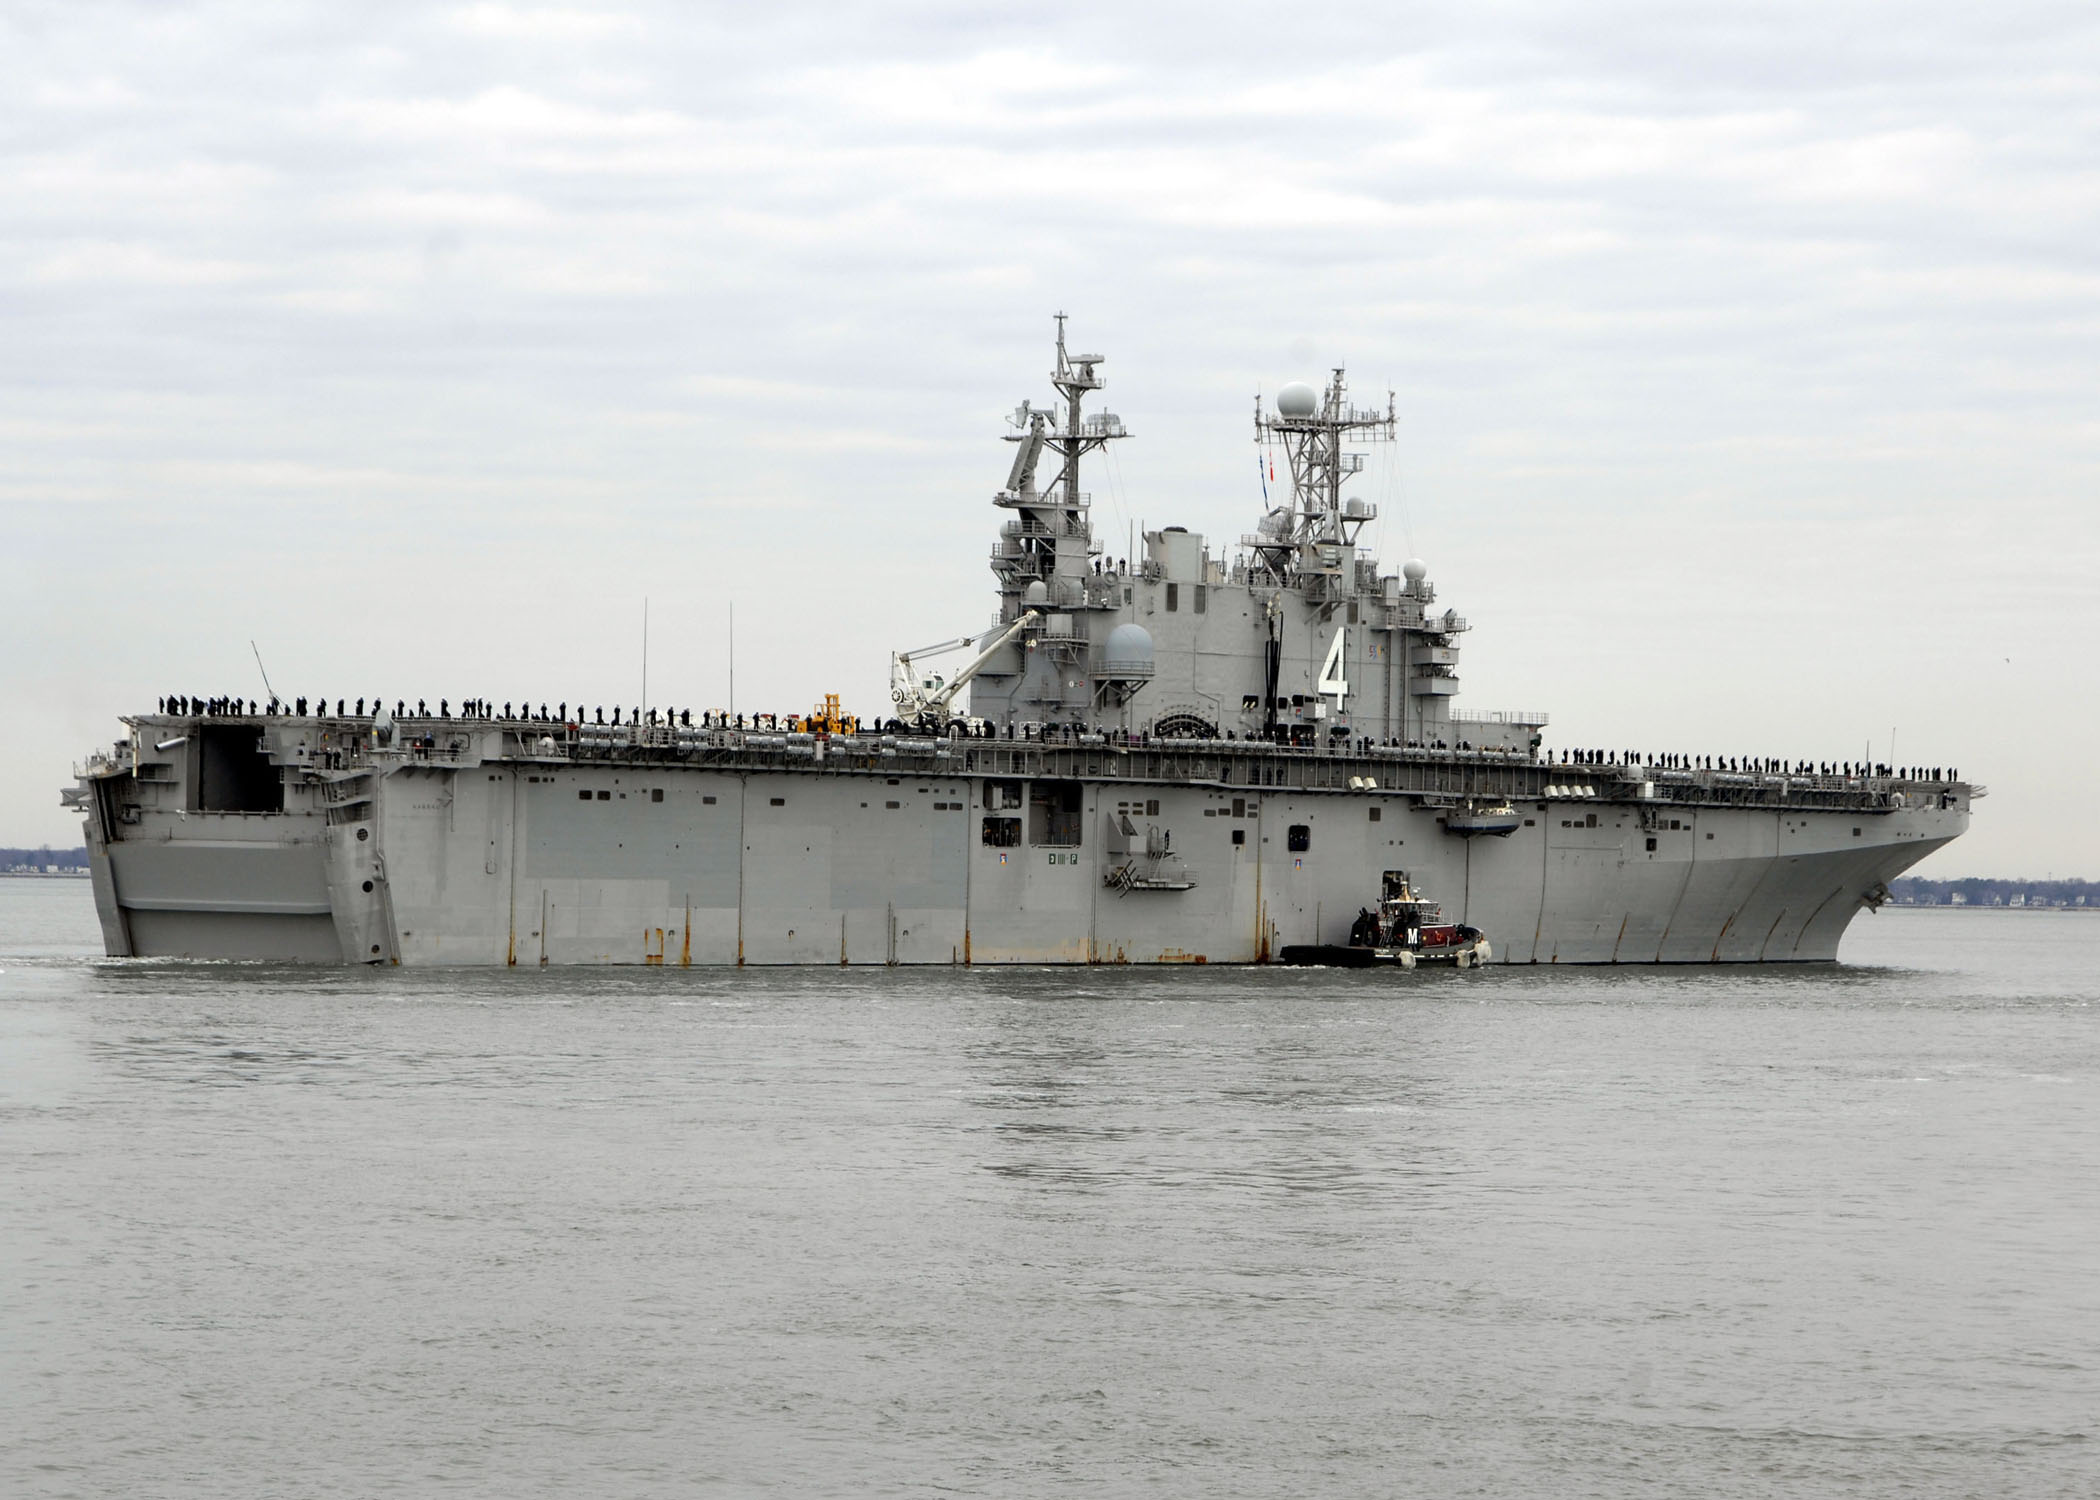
[1046,312,1121,510]
[1248,368,1394,590]
[990,315,1129,615]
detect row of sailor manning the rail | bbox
[155,695,869,734]
[148,696,1956,783]
[1551,749,1959,784]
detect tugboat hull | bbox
[1281,944,1413,968]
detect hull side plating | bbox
[80,741,1962,966]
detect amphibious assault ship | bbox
[66,321,1973,965]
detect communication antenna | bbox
[249,640,278,705]
[642,597,649,720]
[728,600,735,716]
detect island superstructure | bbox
[66,320,1973,965]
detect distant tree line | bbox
[1,845,90,871]
[1891,876,2094,908]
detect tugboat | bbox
[1280,870,1492,969]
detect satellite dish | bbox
[1276,381,1318,419]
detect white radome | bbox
[1402,558,1428,582]
[1276,381,1318,419]
[1104,622,1155,675]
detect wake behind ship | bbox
[66,321,1973,965]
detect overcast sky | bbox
[5,1,2096,876]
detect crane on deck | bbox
[889,610,1040,732]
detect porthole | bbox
[356,827,369,842]
[361,879,374,893]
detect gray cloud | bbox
[4,0,2096,873]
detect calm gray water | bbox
[2,879,2095,1498]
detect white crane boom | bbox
[890,610,1040,727]
[929,610,1041,710]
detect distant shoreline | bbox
[1886,902,2095,912]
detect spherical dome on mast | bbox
[1402,558,1428,582]
[1276,381,1318,419]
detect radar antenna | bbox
[1248,368,1395,588]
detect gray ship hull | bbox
[76,720,1965,967]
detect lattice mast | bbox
[1248,368,1394,582]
